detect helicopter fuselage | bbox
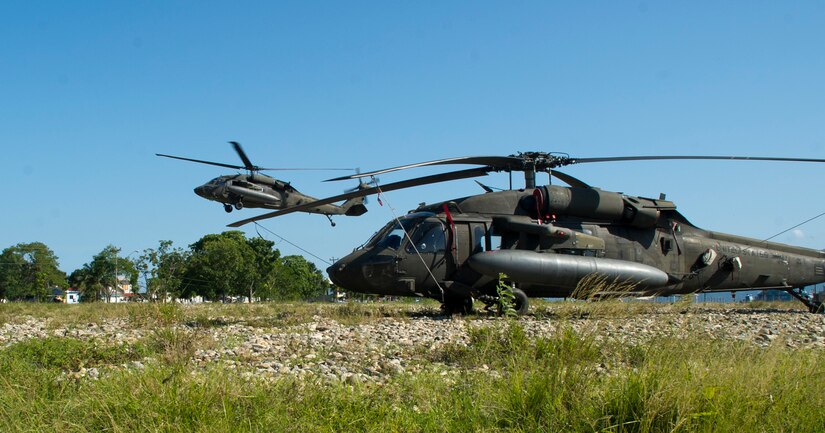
[327,186,825,310]
[195,173,368,218]
[195,174,288,210]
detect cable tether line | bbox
[254,222,332,266]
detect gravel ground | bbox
[2,306,824,383]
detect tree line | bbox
[0,231,329,302]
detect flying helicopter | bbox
[157,142,370,225]
[228,152,825,314]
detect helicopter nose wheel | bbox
[234,201,244,210]
[223,204,233,213]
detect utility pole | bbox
[112,248,118,304]
[113,249,139,303]
[328,257,339,302]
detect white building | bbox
[65,290,80,304]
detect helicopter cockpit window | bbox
[365,214,432,251]
[406,221,446,253]
[383,226,406,250]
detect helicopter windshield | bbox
[364,213,435,251]
[405,221,446,253]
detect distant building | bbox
[101,276,135,303]
[65,290,80,304]
[51,287,81,304]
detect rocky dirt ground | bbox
[2,305,824,383]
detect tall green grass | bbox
[1,323,822,431]
[0,302,821,432]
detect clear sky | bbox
[2,1,825,276]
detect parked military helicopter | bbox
[157,142,369,225]
[228,152,825,314]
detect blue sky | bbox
[2,1,825,275]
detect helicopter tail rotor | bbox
[344,177,380,204]
[344,178,380,193]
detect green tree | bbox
[246,236,281,302]
[273,255,327,300]
[137,240,188,302]
[68,266,99,301]
[0,249,25,300]
[69,245,138,302]
[0,242,66,301]
[165,231,325,302]
[183,231,256,301]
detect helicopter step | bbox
[784,287,824,314]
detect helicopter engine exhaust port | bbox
[467,250,670,291]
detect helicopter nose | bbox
[328,257,376,292]
[327,261,358,290]
[328,252,401,293]
[194,185,207,198]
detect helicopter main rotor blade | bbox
[157,152,354,172]
[230,141,258,171]
[248,167,361,171]
[550,170,591,189]
[156,153,246,170]
[567,155,825,166]
[328,153,825,181]
[228,166,492,227]
[228,141,356,171]
[326,156,523,181]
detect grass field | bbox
[0,301,822,432]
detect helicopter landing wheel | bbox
[512,288,529,315]
[441,295,473,315]
[234,202,244,210]
[223,204,233,213]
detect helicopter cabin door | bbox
[403,219,450,289]
[444,222,491,280]
[447,222,485,261]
